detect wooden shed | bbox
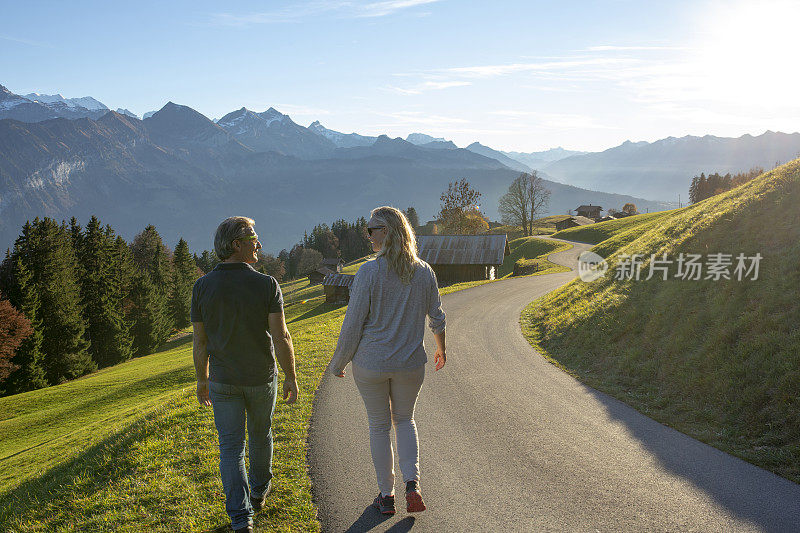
[308,266,334,285]
[416,234,510,284]
[323,272,355,303]
[322,258,344,272]
[555,216,596,231]
[575,204,602,219]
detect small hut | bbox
[308,266,334,285]
[322,258,344,273]
[323,272,355,303]
[555,216,595,231]
[416,234,510,284]
[576,204,602,219]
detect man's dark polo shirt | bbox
[190,262,283,386]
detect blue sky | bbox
[2,0,798,151]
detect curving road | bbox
[308,238,800,532]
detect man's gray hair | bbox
[214,216,255,260]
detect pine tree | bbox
[77,217,132,367]
[28,218,94,383]
[129,272,172,356]
[129,225,173,354]
[169,238,198,329]
[111,234,137,349]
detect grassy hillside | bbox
[551,210,675,246]
[522,158,800,482]
[497,236,572,278]
[0,297,343,531]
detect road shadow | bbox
[578,381,800,532]
[385,517,416,532]
[343,505,394,532]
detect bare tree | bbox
[498,171,551,236]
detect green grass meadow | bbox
[522,158,800,482]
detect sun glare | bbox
[697,0,800,108]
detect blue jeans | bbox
[210,376,278,530]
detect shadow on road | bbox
[581,382,800,532]
[343,504,411,532]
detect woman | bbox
[328,206,446,515]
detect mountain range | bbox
[4,83,798,252]
[540,133,800,201]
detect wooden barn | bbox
[555,216,595,231]
[416,235,510,284]
[308,266,334,285]
[322,258,344,272]
[323,272,355,303]
[575,204,602,219]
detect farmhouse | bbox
[416,234,510,284]
[555,216,596,231]
[322,257,344,272]
[323,272,355,303]
[575,204,602,219]
[308,266,335,285]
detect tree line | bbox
[0,217,201,397]
[689,168,764,204]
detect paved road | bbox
[308,239,800,532]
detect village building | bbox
[323,272,355,303]
[321,257,344,272]
[575,204,602,219]
[416,234,510,284]
[596,215,617,223]
[555,216,596,231]
[308,266,335,285]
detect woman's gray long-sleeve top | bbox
[329,257,446,375]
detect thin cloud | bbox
[358,0,441,18]
[490,110,618,130]
[443,57,640,78]
[384,80,471,95]
[585,45,689,52]
[0,34,52,48]
[207,0,440,26]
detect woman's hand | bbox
[335,370,346,378]
[434,349,446,370]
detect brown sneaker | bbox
[405,480,426,512]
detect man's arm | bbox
[192,322,212,407]
[269,310,299,404]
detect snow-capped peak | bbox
[23,92,108,111]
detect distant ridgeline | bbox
[0,217,205,397]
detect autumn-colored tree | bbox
[438,178,486,234]
[297,248,323,276]
[255,252,286,281]
[0,293,33,393]
[622,203,638,215]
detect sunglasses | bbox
[237,234,259,243]
[367,226,385,236]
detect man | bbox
[191,216,299,533]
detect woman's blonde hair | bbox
[370,206,418,284]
